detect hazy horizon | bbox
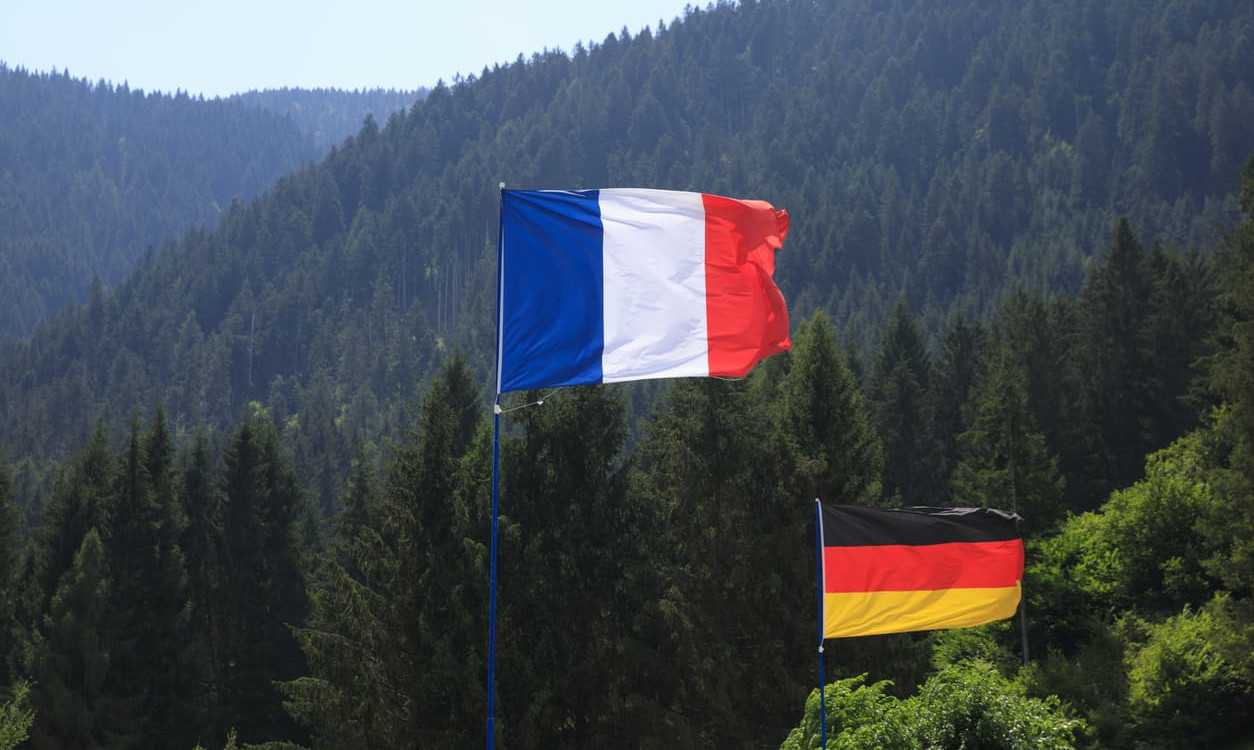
[1,0,694,98]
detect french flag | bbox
[496,188,791,393]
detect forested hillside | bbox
[0,65,321,339]
[233,87,425,150]
[1,0,1251,511]
[0,67,424,341]
[1,0,1254,746]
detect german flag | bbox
[820,504,1023,639]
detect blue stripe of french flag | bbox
[496,188,791,394]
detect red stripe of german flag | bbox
[820,505,1023,639]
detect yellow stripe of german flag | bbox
[823,584,1021,638]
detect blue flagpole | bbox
[486,402,501,749]
[487,183,506,750]
[815,498,827,750]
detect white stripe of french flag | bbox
[497,188,790,394]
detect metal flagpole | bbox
[814,498,827,750]
[1008,411,1030,665]
[486,400,501,749]
[487,182,506,750]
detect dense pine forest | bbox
[232,88,426,150]
[0,66,421,341]
[2,0,1254,747]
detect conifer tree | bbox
[333,442,377,553]
[634,375,808,748]
[0,459,18,691]
[995,289,1083,507]
[928,314,988,504]
[21,424,114,624]
[285,358,483,749]
[954,344,1065,536]
[869,300,940,504]
[98,415,190,748]
[11,426,115,748]
[780,311,882,506]
[1143,244,1215,448]
[26,529,110,750]
[776,313,931,702]
[216,413,311,744]
[1074,218,1155,499]
[497,384,642,749]
[1202,157,1254,595]
[179,434,225,748]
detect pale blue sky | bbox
[1,0,695,97]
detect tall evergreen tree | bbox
[780,311,882,506]
[954,344,1065,536]
[178,435,225,748]
[995,289,1085,509]
[929,314,989,504]
[1074,218,1156,499]
[496,384,644,749]
[776,312,930,696]
[11,427,115,749]
[1143,244,1215,447]
[634,375,810,748]
[20,424,114,625]
[98,415,190,748]
[215,413,311,744]
[285,357,484,749]
[0,458,18,691]
[869,300,940,504]
[25,529,110,750]
[1202,156,1254,595]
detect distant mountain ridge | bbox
[0,65,424,340]
[233,86,426,150]
[0,64,320,339]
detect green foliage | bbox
[0,459,18,689]
[25,528,110,750]
[232,88,423,150]
[778,675,899,750]
[1027,429,1222,654]
[882,662,1082,750]
[780,663,1083,750]
[283,358,484,749]
[1019,626,1130,749]
[780,311,883,506]
[954,342,1065,536]
[0,682,33,750]
[1123,596,1254,748]
[1201,156,1254,596]
[930,621,1019,675]
[214,414,313,744]
[0,65,323,339]
[869,301,938,505]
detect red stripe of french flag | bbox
[702,193,791,377]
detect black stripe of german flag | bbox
[820,505,1023,639]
